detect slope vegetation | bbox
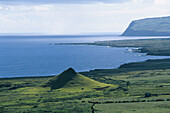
[44,68,114,91]
[122,16,170,36]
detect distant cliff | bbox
[122,16,170,36]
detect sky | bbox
[0,0,170,34]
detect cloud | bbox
[0,0,170,34]
[132,0,156,3]
[0,5,52,12]
[133,0,144,3]
[154,0,169,5]
[0,0,131,5]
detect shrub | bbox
[141,100,146,102]
[145,93,151,98]
[155,99,164,102]
[167,99,170,101]
[0,107,4,113]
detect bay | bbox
[0,35,170,78]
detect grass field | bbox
[95,101,170,113]
[0,69,118,113]
[1,58,170,112]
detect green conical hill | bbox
[44,68,116,91]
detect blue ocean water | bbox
[0,35,170,78]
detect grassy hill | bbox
[0,68,119,113]
[44,68,114,91]
[122,16,170,36]
[1,64,170,113]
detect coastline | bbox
[1,58,170,80]
[1,38,170,79]
[52,38,170,56]
[1,38,170,113]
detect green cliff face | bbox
[122,16,170,36]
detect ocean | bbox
[0,35,170,78]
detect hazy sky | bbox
[0,0,170,34]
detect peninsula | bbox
[122,16,170,36]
